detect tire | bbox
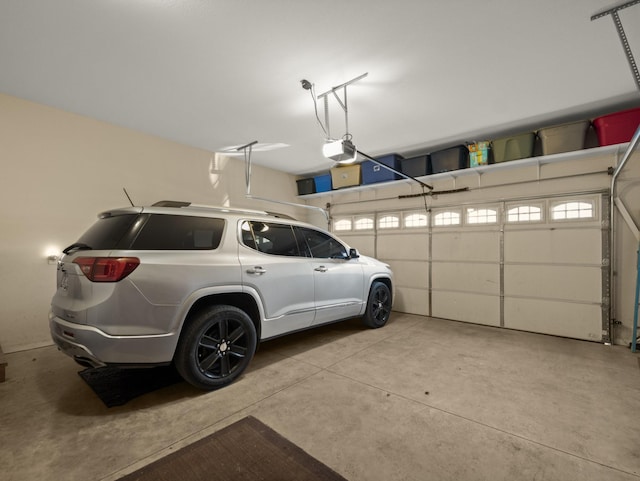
[363,281,392,328]
[174,305,257,390]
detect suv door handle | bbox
[247,266,266,275]
[314,266,328,273]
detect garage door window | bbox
[334,218,352,231]
[466,208,498,224]
[378,214,400,229]
[434,210,461,226]
[507,205,542,223]
[551,200,595,220]
[404,212,428,228]
[354,217,374,230]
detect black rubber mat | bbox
[117,416,348,481]
[78,365,182,407]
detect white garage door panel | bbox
[387,260,428,288]
[432,291,501,326]
[432,231,500,262]
[432,262,500,295]
[505,265,601,303]
[394,287,429,315]
[377,234,428,260]
[338,234,375,257]
[504,229,602,264]
[337,192,607,342]
[504,298,602,341]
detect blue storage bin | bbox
[361,154,403,185]
[313,174,332,192]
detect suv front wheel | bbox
[174,305,257,390]
[363,282,392,329]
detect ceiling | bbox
[1,0,639,176]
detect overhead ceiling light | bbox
[322,139,358,164]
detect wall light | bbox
[45,246,61,264]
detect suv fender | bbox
[174,286,264,341]
[367,276,394,305]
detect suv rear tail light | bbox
[73,257,140,282]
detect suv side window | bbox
[132,214,225,250]
[295,227,348,259]
[241,221,302,257]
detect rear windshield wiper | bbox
[63,243,93,255]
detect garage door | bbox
[377,215,430,316]
[431,206,501,327]
[502,194,609,341]
[332,191,610,342]
[335,211,430,316]
[430,192,609,342]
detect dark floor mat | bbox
[78,365,183,407]
[117,416,348,481]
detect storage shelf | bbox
[298,144,629,199]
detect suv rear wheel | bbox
[174,305,257,390]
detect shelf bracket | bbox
[317,73,368,141]
[591,0,640,91]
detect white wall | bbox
[0,94,301,352]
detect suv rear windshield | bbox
[74,213,225,251]
[76,214,140,250]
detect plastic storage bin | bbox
[330,165,361,189]
[491,132,535,162]
[430,145,468,173]
[361,154,403,185]
[296,178,315,195]
[593,107,640,146]
[313,174,332,193]
[468,142,491,167]
[537,120,589,155]
[400,155,430,177]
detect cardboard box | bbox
[330,164,361,189]
[468,142,491,167]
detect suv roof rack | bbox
[265,211,296,220]
[150,200,296,220]
[152,200,192,208]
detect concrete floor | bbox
[1,313,639,481]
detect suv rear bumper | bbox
[49,312,178,366]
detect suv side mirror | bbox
[349,248,360,259]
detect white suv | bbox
[49,202,393,390]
